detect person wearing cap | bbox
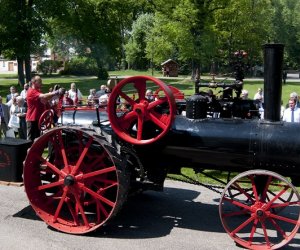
[282,98,300,122]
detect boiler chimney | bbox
[263,43,284,121]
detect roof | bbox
[161,59,178,66]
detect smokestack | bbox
[263,44,284,121]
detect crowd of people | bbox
[0,76,65,141]
[237,87,300,121]
[0,76,119,141]
[1,76,300,141]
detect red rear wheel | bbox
[108,76,176,145]
[219,170,300,249]
[23,127,128,234]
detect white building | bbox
[0,57,39,74]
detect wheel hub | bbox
[256,209,264,217]
[64,175,75,186]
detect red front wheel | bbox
[219,170,300,249]
[108,76,176,145]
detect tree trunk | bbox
[17,57,25,86]
[25,55,31,83]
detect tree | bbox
[47,0,147,79]
[271,0,300,68]
[0,0,64,85]
[212,0,274,74]
[125,13,155,70]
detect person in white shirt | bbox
[282,98,300,122]
[253,88,264,108]
[68,82,83,105]
[20,83,29,100]
[241,89,249,100]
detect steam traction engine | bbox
[24,44,300,249]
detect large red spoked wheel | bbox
[108,76,176,145]
[23,127,128,234]
[39,109,54,131]
[219,170,300,249]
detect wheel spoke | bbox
[249,218,259,245]
[261,176,273,201]
[37,179,64,191]
[66,199,80,226]
[148,97,167,110]
[98,183,118,193]
[117,111,137,129]
[137,113,144,140]
[97,200,109,223]
[249,175,259,201]
[53,187,69,223]
[78,166,117,180]
[223,197,252,211]
[73,192,90,228]
[268,212,300,225]
[264,186,289,210]
[134,79,147,101]
[222,209,249,218]
[56,129,69,170]
[271,201,300,208]
[80,185,115,207]
[39,156,66,178]
[261,220,271,247]
[231,215,255,235]
[71,136,93,175]
[149,111,168,130]
[118,90,136,106]
[268,189,294,203]
[269,218,288,239]
[232,182,255,204]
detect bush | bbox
[97,66,109,80]
[60,57,98,76]
[37,60,63,75]
[60,57,110,79]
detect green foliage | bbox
[125,13,155,69]
[61,57,98,76]
[271,0,300,68]
[97,66,109,80]
[37,60,63,75]
[1,0,300,82]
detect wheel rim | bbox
[108,76,176,145]
[219,170,300,249]
[39,109,54,131]
[154,85,185,100]
[23,127,127,234]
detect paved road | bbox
[1,180,300,250]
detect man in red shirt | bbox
[26,75,64,141]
